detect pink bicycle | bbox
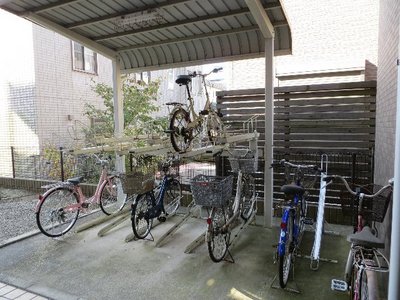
[36,154,126,237]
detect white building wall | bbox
[373,0,399,259]
[224,0,379,89]
[0,10,36,176]
[32,25,113,149]
[374,0,400,186]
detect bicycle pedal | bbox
[158,216,166,222]
[164,129,174,134]
[331,279,348,292]
[81,203,89,208]
[304,217,314,225]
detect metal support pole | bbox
[388,34,400,300]
[351,153,356,188]
[112,57,125,173]
[59,147,64,182]
[10,146,15,178]
[264,37,274,228]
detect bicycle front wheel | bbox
[207,207,230,263]
[131,193,154,239]
[240,175,256,221]
[278,212,294,288]
[36,187,80,237]
[169,108,192,153]
[207,113,223,144]
[99,175,126,215]
[163,179,182,216]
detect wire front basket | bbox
[120,172,154,195]
[228,149,258,174]
[283,165,319,189]
[190,174,233,207]
[340,184,392,223]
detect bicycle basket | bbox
[190,174,233,207]
[283,164,318,189]
[228,149,258,174]
[340,184,392,223]
[120,172,154,195]
[367,185,392,223]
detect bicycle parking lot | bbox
[0,210,354,300]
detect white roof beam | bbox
[245,0,275,38]
[27,0,81,14]
[24,12,117,60]
[117,25,259,52]
[94,6,285,42]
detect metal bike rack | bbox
[70,129,261,250]
[309,154,339,270]
[155,201,198,247]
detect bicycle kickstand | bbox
[224,247,235,263]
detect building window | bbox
[72,41,98,74]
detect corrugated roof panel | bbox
[185,41,198,61]
[147,46,160,65]
[228,34,240,55]
[161,44,174,64]
[1,0,292,71]
[153,47,167,65]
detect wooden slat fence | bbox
[216,81,376,224]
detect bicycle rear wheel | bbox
[169,107,192,153]
[163,179,182,216]
[131,193,154,239]
[36,187,80,237]
[278,212,294,288]
[99,175,126,215]
[207,207,230,263]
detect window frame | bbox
[71,41,98,75]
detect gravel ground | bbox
[0,188,38,243]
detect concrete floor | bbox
[0,214,353,300]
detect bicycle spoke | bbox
[36,187,80,237]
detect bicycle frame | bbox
[278,193,301,257]
[35,163,113,213]
[184,74,214,129]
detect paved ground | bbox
[0,212,354,300]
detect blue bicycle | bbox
[131,158,182,239]
[271,159,319,288]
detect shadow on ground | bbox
[0,215,351,300]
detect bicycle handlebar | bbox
[271,159,320,171]
[323,175,393,198]
[189,67,223,78]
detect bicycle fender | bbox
[278,209,290,256]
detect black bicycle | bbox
[130,158,182,239]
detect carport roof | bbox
[1,0,291,73]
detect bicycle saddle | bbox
[281,184,305,195]
[175,75,191,86]
[347,226,385,249]
[67,176,84,185]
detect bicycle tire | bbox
[99,175,126,215]
[207,207,230,263]
[131,193,154,239]
[345,249,354,286]
[207,113,223,144]
[169,107,192,153]
[350,263,359,300]
[240,174,256,221]
[360,269,369,300]
[163,179,181,216]
[278,211,294,288]
[36,187,80,237]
